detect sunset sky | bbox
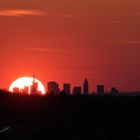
[0,0,140,92]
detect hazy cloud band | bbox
[0,9,44,17]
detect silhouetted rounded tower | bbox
[30,74,39,94]
[83,78,89,95]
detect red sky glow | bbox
[0,0,140,92]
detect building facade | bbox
[83,78,89,95]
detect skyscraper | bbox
[73,87,81,94]
[110,87,119,96]
[47,81,60,94]
[97,85,104,96]
[21,86,29,94]
[83,78,89,95]
[63,83,70,94]
[30,75,39,94]
[13,87,20,93]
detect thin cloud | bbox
[0,9,44,17]
[59,14,75,18]
[109,18,123,24]
[25,47,66,52]
[0,9,76,19]
[109,20,122,23]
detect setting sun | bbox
[9,77,46,95]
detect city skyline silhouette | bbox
[6,75,140,96]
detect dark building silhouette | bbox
[63,83,70,94]
[13,87,20,93]
[83,78,89,95]
[60,90,67,96]
[30,75,39,94]
[47,81,60,94]
[110,87,119,95]
[21,86,29,94]
[73,86,81,94]
[97,85,104,96]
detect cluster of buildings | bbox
[12,75,119,95]
[13,76,41,94]
[47,78,119,95]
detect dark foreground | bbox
[0,93,140,139]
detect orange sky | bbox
[0,0,140,92]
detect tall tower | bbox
[33,74,35,84]
[83,78,89,95]
[30,74,38,94]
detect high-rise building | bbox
[21,86,29,94]
[110,87,119,96]
[97,85,104,96]
[73,86,81,94]
[30,75,38,94]
[13,87,20,93]
[83,78,89,94]
[63,83,70,94]
[47,81,60,94]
